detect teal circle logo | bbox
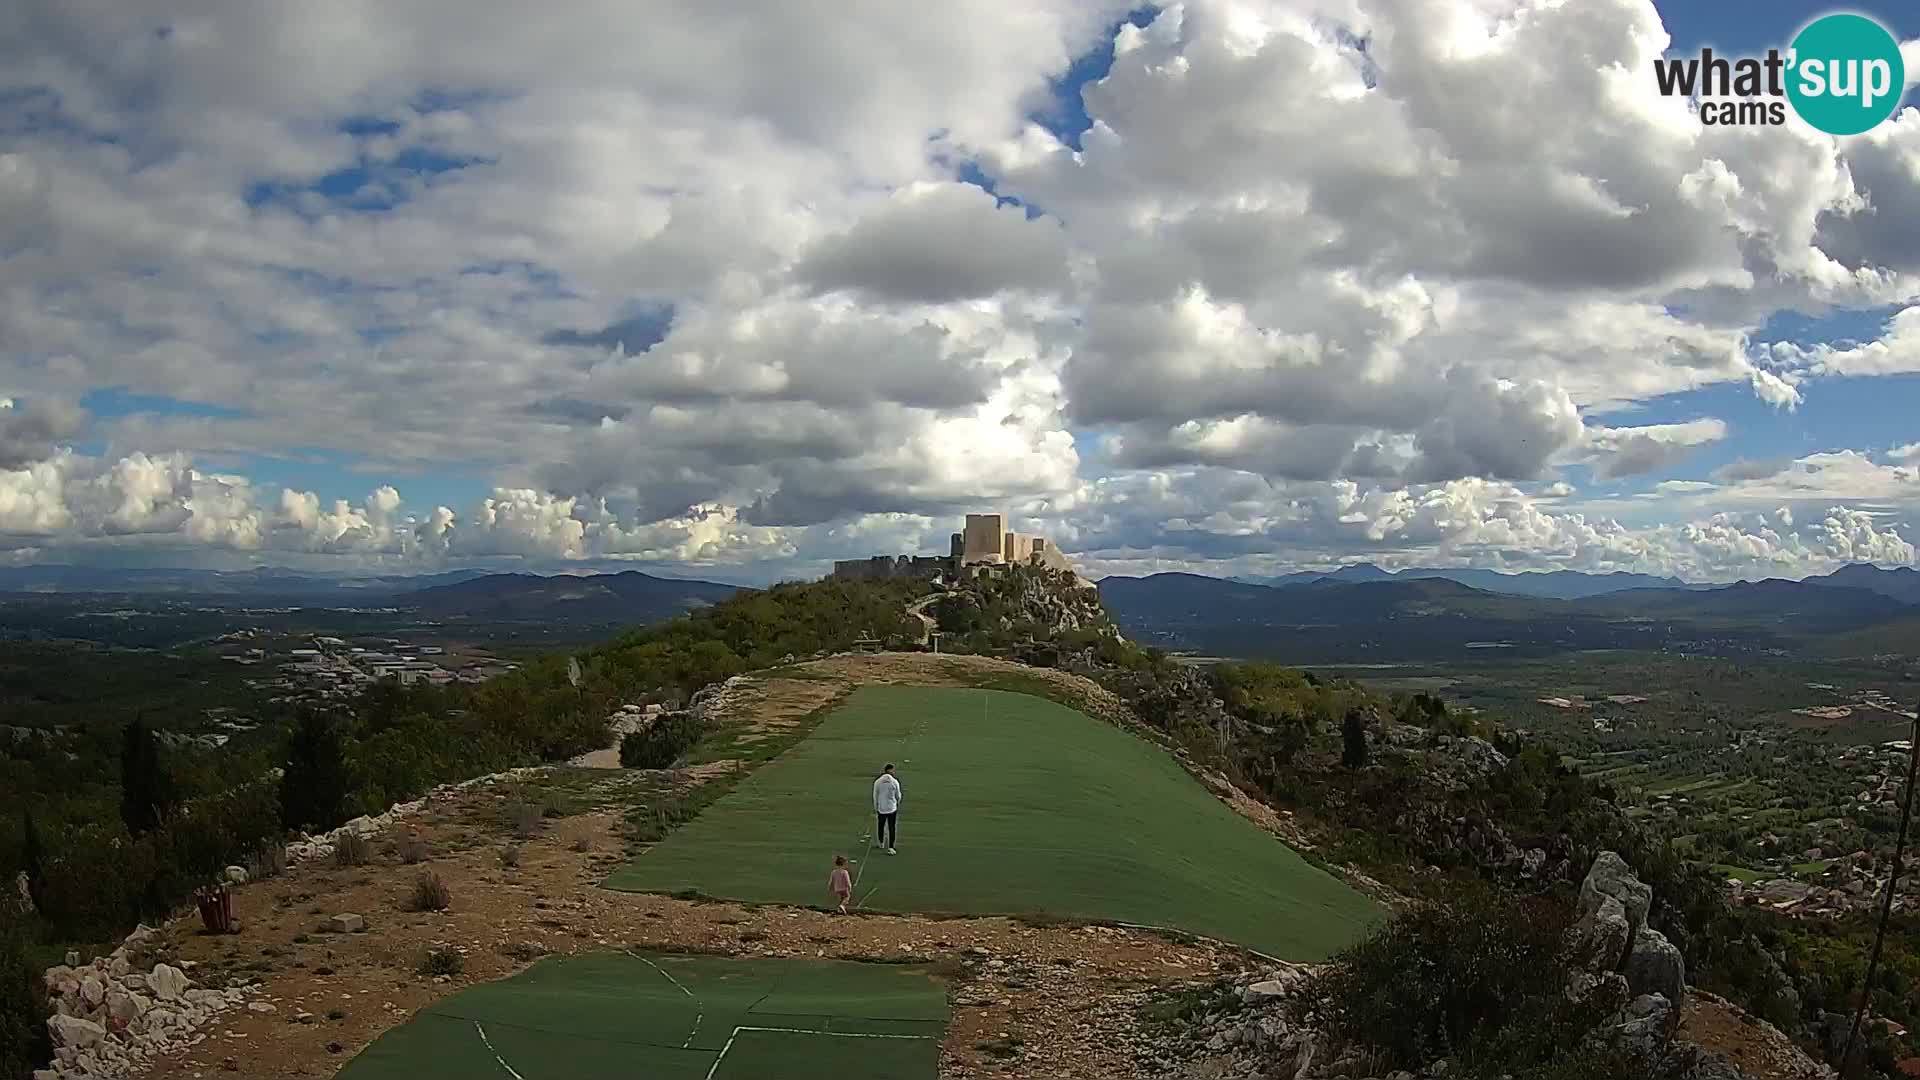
[1786,13,1906,135]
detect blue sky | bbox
[4,1,1916,580]
[65,2,1920,524]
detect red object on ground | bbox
[195,884,238,934]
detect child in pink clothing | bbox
[829,855,853,914]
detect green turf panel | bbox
[333,1014,526,1080]
[336,951,949,1080]
[480,1021,715,1080]
[710,1028,940,1080]
[748,962,950,1022]
[605,686,1381,959]
[421,955,700,1047]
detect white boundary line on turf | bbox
[702,1026,935,1080]
[626,950,704,1049]
[473,1021,528,1080]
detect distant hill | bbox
[403,570,741,624]
[1098,571,1913,661]
[0,565,492,597]
[1803,564,1920,605]
[1574,579,1912,629]
[1232,562,1690,599]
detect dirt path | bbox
[905,592,951,646]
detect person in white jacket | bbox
[872,764,902,855]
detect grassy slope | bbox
[607,686,1381,960]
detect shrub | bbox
[498,844,521,869]
[33,827,145,940]
[417,945,464,977]
[408,872,451,913]
[0,914,50,1080]
[334,831,371,868]
[568,828,595,853]
[400,835,430,865]
[246,839,289,882]
[625,797,692,843]
[507,802,542,839]
[620,714,706,769]
[498,940,547,962]
[1299,884,1621,1075]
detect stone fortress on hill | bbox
[831,512,1073,581]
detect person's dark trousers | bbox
[877,811,898,848]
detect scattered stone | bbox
[294,1010,316,1024]
[148,963,191,1002]
[47,1014,106,1050]
[247,1001,277,1014]
[1242,979,1291,1003]
[325,913,366,933]
[224,865,249,885]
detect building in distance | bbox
[832,511,1072,581]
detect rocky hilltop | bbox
[16,572,1865,1078]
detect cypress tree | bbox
[20,810,41,884]
[119,717,176,834]
[1342,707,1371,770]
[280,711,353,834]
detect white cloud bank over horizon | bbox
[2,0,1918,584]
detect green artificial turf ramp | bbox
[333,950,948,1080]
[605,686,1380,959]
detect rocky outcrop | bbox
[1580,851,1653,943]
[1572,851,1685,1003]
[39,926,257,1079]
[1626,927,1687,1003]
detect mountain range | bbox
[1224,562,1920,601]
[404,570,740,624]
[1098,568,1920,662]
[0,565,496,597]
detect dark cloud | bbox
[795,183,1071,303]
[0,397,86,468]
[542,306,675,353]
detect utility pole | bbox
[1840,702,1920,1077]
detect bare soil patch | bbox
[1680,991,1830,1080]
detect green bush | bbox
[33,827,146,940]
[0,912,50,1079]
[417,944,464,977]
[1300,885,1623,1075]
[621,714,706,769]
